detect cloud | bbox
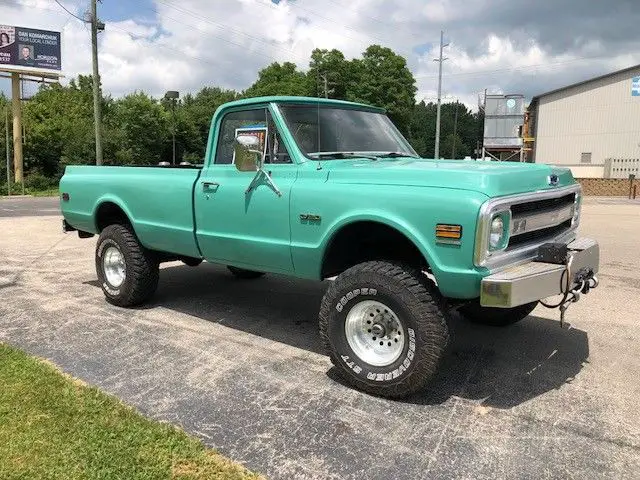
[1,0,639,109]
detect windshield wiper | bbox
[308,152,379,161]
[374,152,419,158]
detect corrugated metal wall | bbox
[533,66,640,177]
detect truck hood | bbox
[323,158,575,197]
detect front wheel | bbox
[319,261,449,398]
[459,300,538,327]
[95,224,159,307]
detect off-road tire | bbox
[460,300,538,327]
[227,266,265,280]
[95,224,159,307]
[319,261,449,398]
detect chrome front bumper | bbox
[480,238,599,308]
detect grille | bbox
[508,219,573,248]
[510,193,576,216]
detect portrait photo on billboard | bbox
[0,25,15,47]
[18,44,35,66]
[0,25,16,67]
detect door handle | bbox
[202,181,220,192]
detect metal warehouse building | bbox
[528,64,640,179]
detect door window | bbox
[215,108,292,165]
[215,108,267,165]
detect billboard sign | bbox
[0,25,61,71]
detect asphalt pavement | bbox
[0,196,60,217]
[0,198,639,479]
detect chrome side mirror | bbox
[234,134,263,172]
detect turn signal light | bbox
[435,224,462,240]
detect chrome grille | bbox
[507,192,578,249]
[474,185,581,271]
[510,193,576,215]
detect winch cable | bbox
[539,254,574,310]
[539,253,598,327]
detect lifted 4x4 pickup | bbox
[60,96,599,398]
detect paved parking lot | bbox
[1,197,639,479]
[0,196,61,217]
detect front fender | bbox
[320,211,438,274]
[293,184,489,299]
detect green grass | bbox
[0,344,263,480]
[29,187,60,197]
[0,186,59,197]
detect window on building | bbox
[581,152,592,164]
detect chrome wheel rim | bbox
[103,246,126,288]
[344,300,406,367]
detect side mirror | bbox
[234,134,263,172]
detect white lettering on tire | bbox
[341,355,362,374]
[363,327,417,381]
[102,282,120,296]
[335,288,377,312]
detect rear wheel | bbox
[227,266,265,280]
[319,261,449,398]
[95,224,159,307]
[459,300,538,327]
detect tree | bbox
[408,100,437,157]
[0,93,7,177]
[180,87,240,160]
[347,45,417,135]
[244,62,311,97]
[22,76,100,176]
[441,133,470,159]
[110,92,170,165]
[307,48,350,99]
[407,100,482,158]
[2,46,492,191]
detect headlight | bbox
[489,216,504,248]
[487,211,510,251]
[572,191,581,226]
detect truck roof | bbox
[219,96,386,113]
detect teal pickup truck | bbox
[60,96,599,398]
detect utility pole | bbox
[451,99,459,159]
[164,91,180,165]
[91,0,104,165]
[5,105,10,196]
[433,30,449,159]
[11,73,22,185]
[321,73,328,99]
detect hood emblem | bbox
[548,174,559,187]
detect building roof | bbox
[530,63,640,105]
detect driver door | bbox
[194,107,297,274]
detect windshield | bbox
[277,104,418,159]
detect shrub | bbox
[24,172,56,191]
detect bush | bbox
[24,173,56,191]
[1,181,24,196]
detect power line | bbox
[323,0,428,41]
[52,0,88,23]
[35,3,306,72]
[245,0,398,53]
[414,54,614,79]
[154,0,309,64]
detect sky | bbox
[1,0,639,109]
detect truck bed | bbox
[60,166,203,258]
